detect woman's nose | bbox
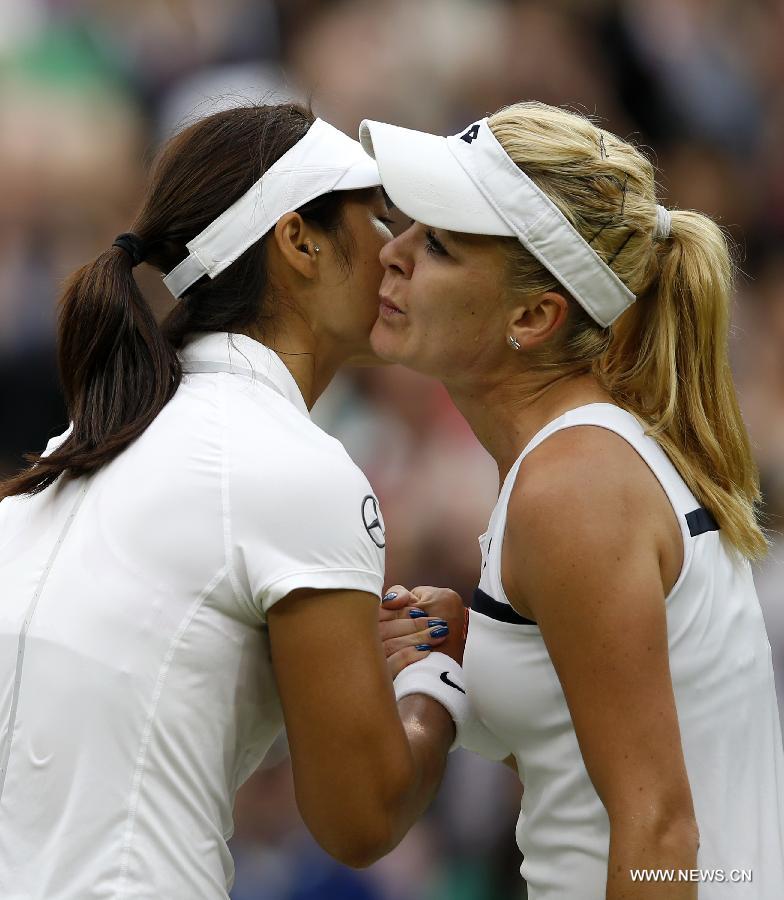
[379,227,414,278]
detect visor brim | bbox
[333,156,383,191]
[359,119,513,236]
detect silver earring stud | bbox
[313,245,320,254]
[508,335,521,351]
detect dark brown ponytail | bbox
[1,103,353,500]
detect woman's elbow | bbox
[611,802,700,855]
[658,813,700,855]
[321,828,395,870]
[309,805,402,869]
[301,758,417,868]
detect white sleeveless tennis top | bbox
[462,403,784,899]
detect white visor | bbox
[359,117,635,327]
[163,118,382,299]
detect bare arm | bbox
[379,588,518,774]
[505,427,699,900]
[267,587,454,868]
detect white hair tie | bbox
[655,204,672,241]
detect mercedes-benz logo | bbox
[362,495,386,548]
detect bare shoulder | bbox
[510,423,657,523]
[502,426,695,829]
[503,424,680,613]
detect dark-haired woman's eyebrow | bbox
[381,188,394,210]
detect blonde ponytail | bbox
[489,101,767,560]
[602,210,766,560]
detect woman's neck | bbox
[445,369,615,483]
[241,321,347,411]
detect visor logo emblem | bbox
[460,123,480,144]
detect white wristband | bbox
[393,652,470,751]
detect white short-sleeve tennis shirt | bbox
[0,332,385,899]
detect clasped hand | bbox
[378,585,467,678]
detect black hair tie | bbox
[112,232,146,267]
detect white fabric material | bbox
[393,652,469,752]
[359,118,635,327]
[163,118,382,298]
[0,332,384,899]
[462,403,784,899]
[655,203,672,240]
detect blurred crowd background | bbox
[1,1,783,898]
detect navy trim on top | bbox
[472,587,537,626]
[686,507,719,537]
[473,508,717,628]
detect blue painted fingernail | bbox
[427,619,447,627]
[430,626,449,638]
[408,609,426,618]
[415,644,432,651]
[381,592,398,603]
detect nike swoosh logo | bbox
[440,672,466,694]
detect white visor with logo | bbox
[163,118,382,299]
[359,117,635,327]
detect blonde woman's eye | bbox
[425,229,448,256]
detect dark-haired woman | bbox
[0,105,465,899]
[366,102,784,899]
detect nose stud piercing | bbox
[508,335,521,351]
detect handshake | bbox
[378,584,469,751]
[377,584,508,762]
[378,584,468,679]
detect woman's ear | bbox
[273,212,320,279]
[508,291,569,351]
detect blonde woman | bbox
[364,103,784,899]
